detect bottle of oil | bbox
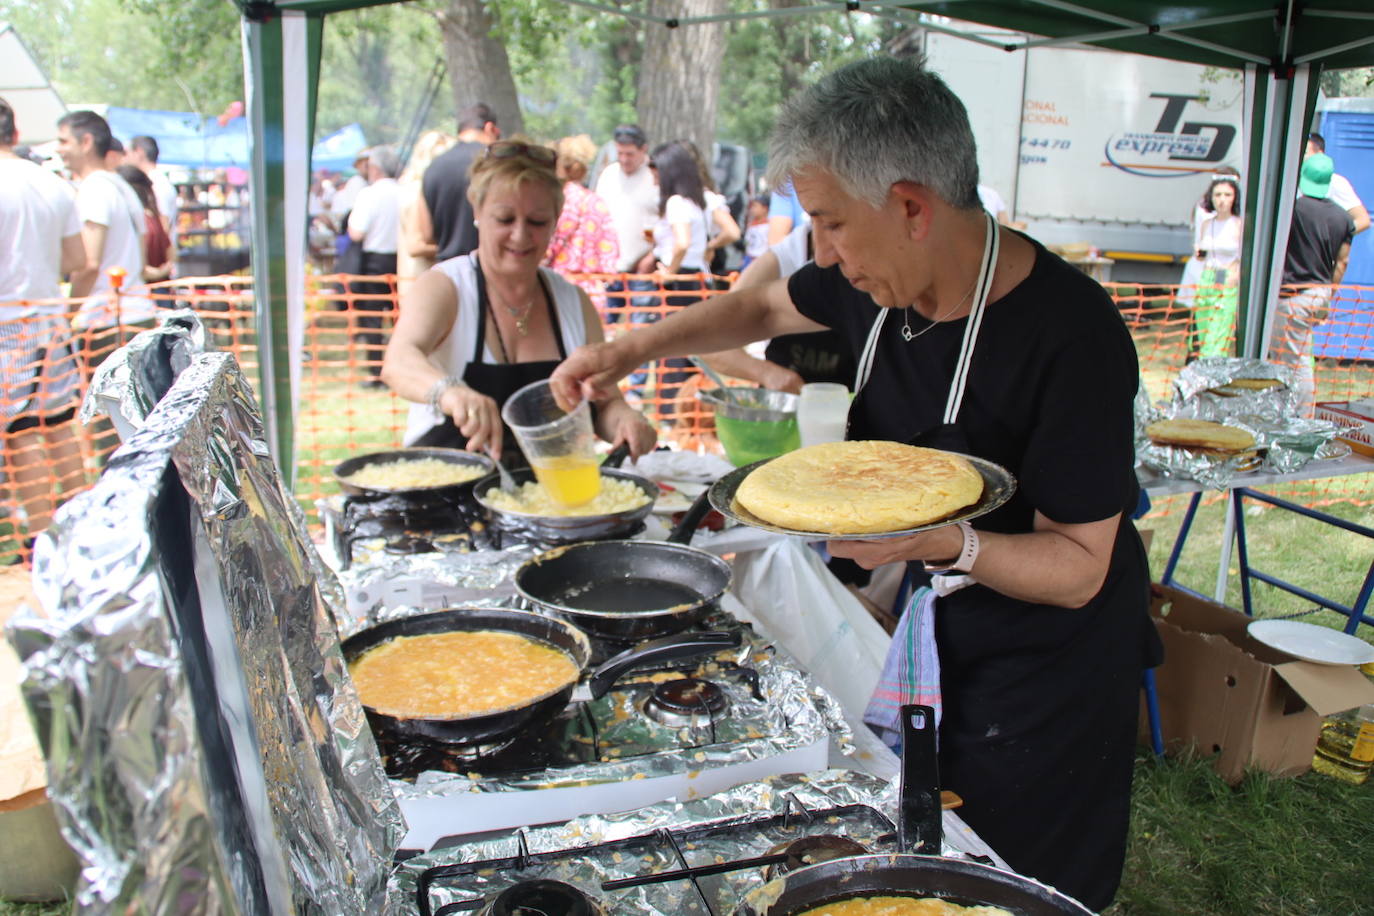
[1311,662,1374,784]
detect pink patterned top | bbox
[544,182,620,288]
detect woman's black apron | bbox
[410,260,567,469]
[845,213,1143,912]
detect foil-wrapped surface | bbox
[386,770,951,916]
[1136,358,1341,487]
[79,309,208,429]
[333,547,535,623]
[11,351,401,913]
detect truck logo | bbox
[1103,93,1237,177]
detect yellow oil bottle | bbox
[1312,705,1374,784]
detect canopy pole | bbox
[243,8,321,485]
[1238,62,1316,359]
[244,13,291,476]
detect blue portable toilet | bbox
[1313,99,1374,360]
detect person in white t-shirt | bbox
[1307,133,1370,235]
[58,110,151,331]
[0,98,86,539]
[348,145,402,386]
[595,125,661,322]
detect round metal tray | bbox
[707,450,1017,540]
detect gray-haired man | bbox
[552,55,1156,911]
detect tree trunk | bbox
[436,0,524,136]
[636,0,729,157]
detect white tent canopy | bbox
[0,23,67,146]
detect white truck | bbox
[923,26,1246,284]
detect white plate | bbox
[1247,619,1374,666]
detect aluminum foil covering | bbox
[1137,358,1340,487]
[333,547,535,624]
[386,770,916,915]
[79,308,208,428]
[10,351,401,914]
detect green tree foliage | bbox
[316,4,446,145]
[1320,67,1374,98]
[1,0,242,116]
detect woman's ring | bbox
[466,407,477,422]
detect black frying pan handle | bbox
[603,442,632,469]
[588,630,742,699]
[667,487,715,545]
[898,704,943,856]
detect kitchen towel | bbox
[863,585,940,751]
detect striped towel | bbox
[863,585,940,751]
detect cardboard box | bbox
[0,565,79,901]
[1315,400,1374,457]
[1147,584,1374,783]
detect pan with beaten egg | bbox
[342,607,741,747]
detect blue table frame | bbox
[1138,452,1374,756]
[1141,451,1374,631]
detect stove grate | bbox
[415,801,895,916]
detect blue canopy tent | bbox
[104,105,365,172]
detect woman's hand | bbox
[438,385,503,460]
[599,399,658,457]
[757,361,805,394]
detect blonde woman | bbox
[382,139,656,464]
[397,130,457,297]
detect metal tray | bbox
[707,450,1017,541]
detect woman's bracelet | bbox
[426,375,465,416]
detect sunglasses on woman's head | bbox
[485,141,557,165]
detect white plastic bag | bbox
[730,537,892,719]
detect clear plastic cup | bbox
[797,382,851,447]
[502,379,601,507]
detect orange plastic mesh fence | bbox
[0,273,1368,566]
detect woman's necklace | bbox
[489,286,538,337]
[901,276,979,342]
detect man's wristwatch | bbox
[922,521,980,574]
[426,375,465,415]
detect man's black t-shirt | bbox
[787,240,1157,911]
[422,141,484,262]
[1283,195,1354,286]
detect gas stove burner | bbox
[384,534,436,555]
[764,834,870,879]
[643,677,728,728]
[376,730,523,780]
[481,879,604,916]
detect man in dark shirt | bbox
[1270,153,1353,413]
[412,103,499,264]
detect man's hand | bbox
[827,526,963,570]
[550,341,641,412]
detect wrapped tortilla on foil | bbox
[1171,357,1300,419]
[1142,358,1343,481]
[1135,391,1263,490]
[9,352,401,914]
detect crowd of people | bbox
[0,103,188,540]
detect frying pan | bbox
[513,490,733,643]
[341,607,740,747]
[472,444,659,544]
[333,447,494,502]
[736,705,1096,916]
